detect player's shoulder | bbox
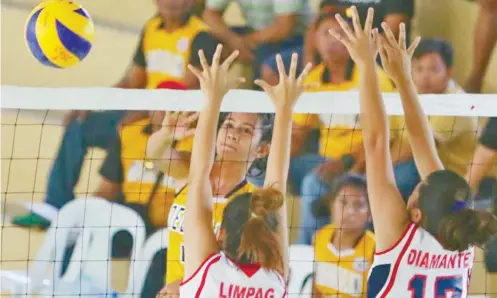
[304,63,326,87]
[244,181,259,193]
[187,15,209,31]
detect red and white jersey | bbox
[180,251,287,298]
[367,223,474,298]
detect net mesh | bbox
[1,87,497,297]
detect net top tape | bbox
[1,86,496,116]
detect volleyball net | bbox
[1,86,497,297]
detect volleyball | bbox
[25,0,95,68]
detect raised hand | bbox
[187,44,245,101]
[376,22,421,84]
[162,111,199,141]
[329,6,377,67]
[254,53,312,110]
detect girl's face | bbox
[331,185,370,232]
[215,113,266,162]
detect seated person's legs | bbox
[12,111,125,228]
[260,46,304,86]
[297,169,331,245]
[253,36,304,81]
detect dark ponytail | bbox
[439,209,497,251]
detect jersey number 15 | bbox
[408,274,463,298]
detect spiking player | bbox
[330,6,497,298]
[178,45,311,297]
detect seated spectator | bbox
[465,117,497,193]
[464,0,497,93]
[12,0,217,228]
[390,38,479,198]
[261,0,414,85]
[202,0,312,80]
[312,175,375,297]
[465,117,497,273]
[43,112,178,298]
[284,12,394,245]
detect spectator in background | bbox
[260,0,414,86]
[465,117,497,273]
[12,0,217,228]
[202,0,312,79]
[464,0,497,93]
[465,117,497,199]
[285,12,394,245]
[311,175,375,298]
[390,38,479,200]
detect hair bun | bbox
[250,188,284,217]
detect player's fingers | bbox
[198,50,209,72]
[297,62,313,85]
[364,7,374,34]
[399,23,407,51]
[335,14,356,41]
[275,54,287,81]
[184,112,200,125]
[288,52,298,80]
[254,79,272,92]
[329,29,352,50]
[407,36,422,56]
[381,22,398,48]
[187,64,203,79]
[350,6,363,35]
[211,44,223,70]
[221,50,239,69]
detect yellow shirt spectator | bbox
[293,62,395,159]
[313,224,376,297]
[390,80,478,175]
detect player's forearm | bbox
[189,97,222,181]
[358,60,390,148]
[146,127,175,161]
[465,144,497,190]
[264,106,293,193]
[395,75,443,177]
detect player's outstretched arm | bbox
[330,7,409,251]
[183,45,245,277]
[146,111,198,183]
[378,23,443,179]
[255,54,312,280]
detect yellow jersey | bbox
[313,224,375,297]
[165,180,258,284]
[134,15,209,89]
[293,62,394,159]
[118,119,176,227]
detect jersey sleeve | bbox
[133,29,146,67]
[189,31,218,67]
[99,142,124,184]
[480,117,497,150]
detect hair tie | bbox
[452,200,466,212]
[251,212,260,219]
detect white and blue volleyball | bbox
[25,0,95,68]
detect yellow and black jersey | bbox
[99,119,177,228]
[313,224,375,297]
[165,180,258,284]
[133,14,218,89]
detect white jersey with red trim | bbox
[180,252,287,298]
[367,223,474,298]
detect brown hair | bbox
[221,188,284,271]
[417,170,497,251]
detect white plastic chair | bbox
[288,245,315,298]
[1,197,150,297]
